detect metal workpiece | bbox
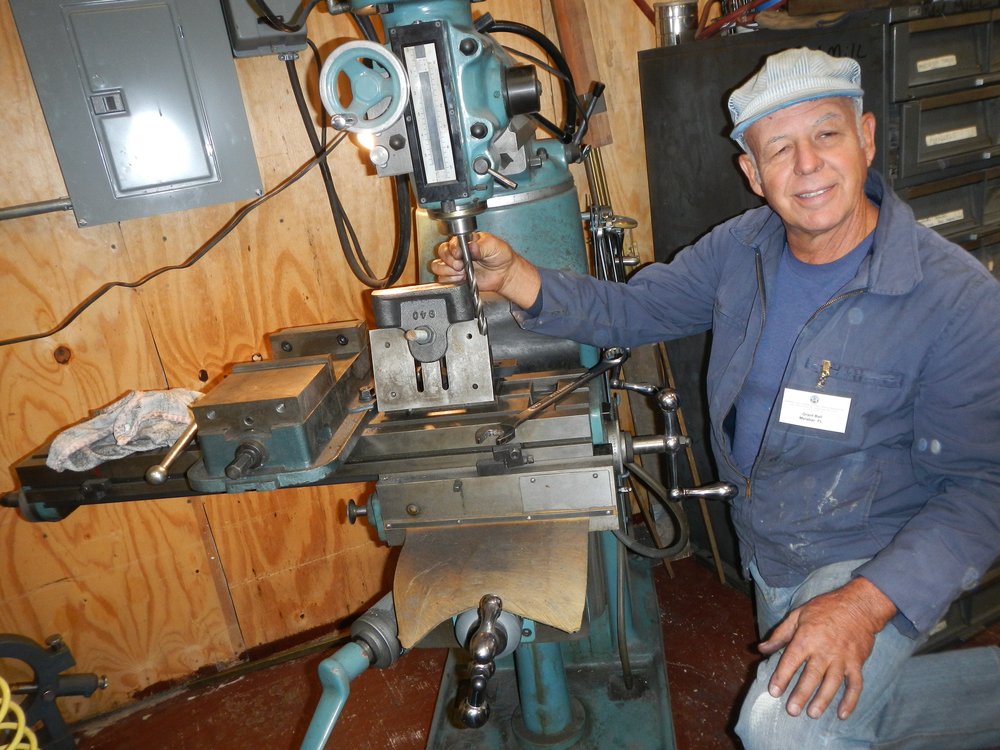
[370,281,494,412]
[372,282,475,328]
[370,319,493,413]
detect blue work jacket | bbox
[515,170,1000,636]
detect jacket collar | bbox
[728,169,923,296]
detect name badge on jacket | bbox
[778,388,851,433]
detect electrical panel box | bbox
[220,0,308,58]
[10,0,263,227]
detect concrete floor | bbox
[71,555,999,750]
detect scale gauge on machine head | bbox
[389,22,472,206]
[403,42,457,186]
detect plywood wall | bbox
[0,0,657,722]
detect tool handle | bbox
[145,421,198,485]
[458,595,507,728]
[670,482,738,501]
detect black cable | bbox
[306,37,329,149]
[616,536,635,690]
[255,0,323,33]
[481,19,579,143]
[285,52,411,288]
[613,461,690,559]
[285,56,374,279]
[0,135,345,348]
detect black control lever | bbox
[572,81,606,149]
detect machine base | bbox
[426,551,676,750]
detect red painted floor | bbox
[71,555,999,750]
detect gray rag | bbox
[46,389,202,472]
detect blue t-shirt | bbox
[732,233,874,474]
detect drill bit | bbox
[456,231,488,335]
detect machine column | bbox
[512,641,586,748]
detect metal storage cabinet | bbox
[886,5,1000,264]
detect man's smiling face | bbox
[738,97,876,259]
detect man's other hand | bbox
[760,576,897,721]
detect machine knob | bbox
[145,421,198,485]
[502,65,541,116]
[224,441,267,480]
[458,595,507,729]
[472,157,518,190]
[347,499,369,525]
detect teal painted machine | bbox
[300,2,701,749]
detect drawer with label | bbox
[898,86,1000,179]
[897,167,1000,249]
[892,10,997,100]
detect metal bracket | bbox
[0,633,106,750]
[476,443,532,476]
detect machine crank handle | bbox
[670,482,738,501]
[458,594,508,729]
[477,348,628,445]
[301,592,404,750]
[473,157,518,190]
[145,421,198,485]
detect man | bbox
[434,48,1000,749]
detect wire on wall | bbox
[0,135,345,349]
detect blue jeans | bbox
[735,558,1000,750]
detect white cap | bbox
[728,48,863,144]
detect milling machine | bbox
[4,2,736,747]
